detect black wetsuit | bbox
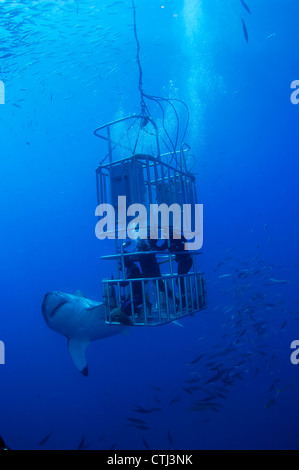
[120,261,143,316]
[138,240,167,293]
[168,236,193,305]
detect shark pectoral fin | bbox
[68,338,90,377]
[172,321,184,327]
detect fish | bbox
[152,386,162,392]
[169,395,181,405]
[127,424,150,430]
[238,271,250,279]
[38,431,53,447]
[205,362,217,368]
[126,417,147,425]
[131,406,162,414]
[42,291,130,376]
[0,436,10,450]
[142,436,150,450]
[186,403,222,412]
[214,386,229,393]
[242,19,249,43]
[185,378,201,384]
[190,354,204,365]
[187,386,203,391]
[269,279,290,284]
[265,398,276,409]
[204,369,227,384]
[240,0,251,14]
[0,53,14,59]
[214,262,224,271]
[168,430,173,446]
[266,33,276,40]
[269,380,280,392]
[257,350,267,357]
[218,274,232,279]
[182,387,193,395]
[199,397,217,403]
[276,384,290,396]
[77,436,86,450]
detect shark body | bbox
[42,291,126,376]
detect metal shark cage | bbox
[94,115,207,327]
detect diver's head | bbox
[137,238,150,252]
[122,240,131,250]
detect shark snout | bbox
[41,291,66,322]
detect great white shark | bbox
[42,291,130,376]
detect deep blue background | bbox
[0,0,299,450]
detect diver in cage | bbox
[112,253,152,318]
[120,255,143,316]
[136,238,166,292]
[136,238,178,308]
[167,229,193,307]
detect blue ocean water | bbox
[1,0,299,450]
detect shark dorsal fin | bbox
[74,290,86,298]
[68,337,90,377]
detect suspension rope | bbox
[132,0,148,116]
[131,0,191,169]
